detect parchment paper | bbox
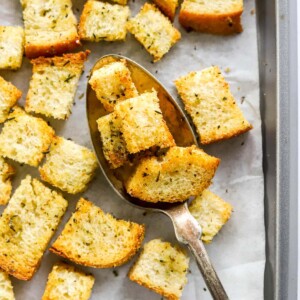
[0,0,264,299]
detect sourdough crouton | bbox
[175,66,252,144]
[125,146,220,203]
[0,26,24,70]
[189,189,233,243]
[129,239,189,300]
[114,90,175,153]
[0,157,15,206]
[179,0,243,34]
[39,136,98,194]
[0,270,15,300]
[89,60,138,112]
[153,0,178,21]
[42,262,95,300]
[0,76,22,123]
[25,51,89,120]
[79,1,130,42]
[97,113,128,169]
[50,198,145,268]
[127,3,181,62]
[20,0,80,58]
[0,106,55,167]
[0,175,68,280]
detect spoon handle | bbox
[165,202,229,300]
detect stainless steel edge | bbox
[256,0,298,299]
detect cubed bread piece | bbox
[0,175,68,280]
[114,90,175,153]
[97,113,128,169]
[175,66,252,144]
[0,270,15,300]
[25,51,89,120]
[89,60,138,112]
[125,146,220,203]
[0,76,22,123]
[129,239,189,300]
[39,136,98,194]
[42,262,95,300]
[79,1,130,42]
[127,3,181,62]
[21,0,80,58]
[179,0,243,34]
[0,26,24,70]
[0,157,15,206]
[153,0,178,21]
[0,106,55,167]
[50,198,145,268]
[189,189,232,243]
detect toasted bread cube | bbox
[179,0,243,35]
[189,189,232,243]
[50,198,145,268]
[175,66,252,144]
[114,90,175,153]
[0,270,15,300]
[0,157,15,206]
[25,51,89,120]
[127,3,181,62]
[39,136,98,194]
[42,262,95,300]
[89,60,138,112]
[0,26,24,70]
[153,0,178,21]
[125,146,220,203]
[0,76,22,123]
[0,106,55,167]
[21,0,80,58]
[129,239,189,300]
[0,175,68,280]
[97,113,128,169]
[79,1,130,42]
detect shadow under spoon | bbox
[86,54,229,300]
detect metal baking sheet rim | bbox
[256,0,298,299]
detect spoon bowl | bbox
[86,54,228,300]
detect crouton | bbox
[0,76,22,123]
[129,239,189,300]
[114,90,175,153]
[127,3,181,62]
[42,262,95,300]
[153,0,178,21]
[50,198,145,268]
[89,60,138,112]
[25,51,89,120]
[0,26,24,70]
[39,136,98,194]
[0,175,68,280]
[189,189,233,243]
[79,1,130,42]
[179,0,243,35]
[0,106,55,167]
[97,113,128,169]
[0,157,15,206]
[125,146,220,203]
[175,66,252,144]
[0,270,15,300]
[20,0,80,58]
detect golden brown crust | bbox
[50,198,145,268]
[153,0,178,21]
[179,10,243,35]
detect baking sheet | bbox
[0,0,264,299]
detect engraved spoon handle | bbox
[164,202,229,300]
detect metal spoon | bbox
[86,54,229,300]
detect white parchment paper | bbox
[0,0,264,299]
